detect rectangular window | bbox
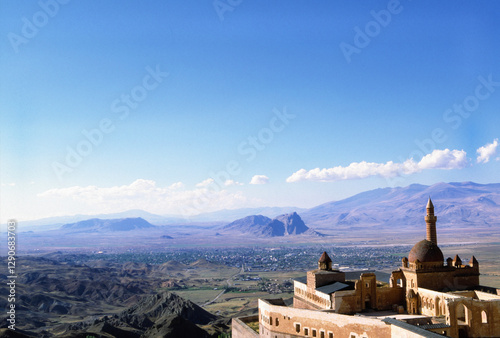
[312,329,317,337]
[295,324,301,333]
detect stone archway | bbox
[456,303,471,325]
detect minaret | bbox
[425,197,437,245]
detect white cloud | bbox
[196,178,214,187]
[476,138,498,163]
[37,179,250,217]
[224,179,243,186]
[1,182,16,187]
[250,175,270,185]
[418,149,467,170]
[286,148,468,183]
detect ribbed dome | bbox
[408,239,444,263]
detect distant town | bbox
[63,244,414,273]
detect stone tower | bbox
[425,197,437,245]
[318,251,332,271]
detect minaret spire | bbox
[425,197,437,245]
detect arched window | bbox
[456,304,469,323]
[481,310,488,324]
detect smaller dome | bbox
[408,240,444,263]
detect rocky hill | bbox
[276,212,310,235]
[223,212,317,237]
[53,291,220,338]
[223,215,273,233]
[121,291,217,325]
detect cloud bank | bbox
[286,149,467,183]
[38,179,249,216]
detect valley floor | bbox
[1,238,500,337]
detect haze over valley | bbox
[1,182,499,266]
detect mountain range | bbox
[222,212,314,237]
[301,181,500,230]
[10,181,500,233]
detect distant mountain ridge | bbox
[12,207,303,231]
[11,181,500,234]
[61,217,156,233]
[223,212,316,237]
[301,181,500,229]
[12,209,187,230]
[190,206,307,222]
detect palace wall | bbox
[231,316,259,338]
[259,299,391,338]
[376,287,405,310]
[293,280,332,310]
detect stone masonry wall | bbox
[259,299,391,338]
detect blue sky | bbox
[1,1,500,221]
